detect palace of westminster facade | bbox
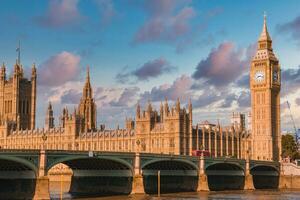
[0,17,281,162]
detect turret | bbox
[147,100,152,116]
[45,102,54,130]
[30,63,37,130]
[0,63,6,82]
[176,98,180,112]
[136,101,141,119]
[78,65,97,132]
[188,98,192,118]
[160,101,163,122]
[164,98,169,117]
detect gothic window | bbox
[169,138,175,148]
[119,141,122,150]
[140,124,145,133]
[170,122,174,132]
[256,93,260,104]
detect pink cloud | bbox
[133,0,196,43]
[35,0,82,28]
[192,42,255,87]
[38,51,81,87]
[140,75,193,103]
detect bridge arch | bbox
[47,155,133,173]
[0,156,38,199]
[205,162,245,190]
[250,164,279,189]
[141,158,198,170]
[142,158,198,194]
[47,156,134,197]
[0,155,38,174]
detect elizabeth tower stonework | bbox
[250,15,281,161]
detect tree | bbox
[282,134,299,160]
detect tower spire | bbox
[259,12,271,42]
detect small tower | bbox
[160,101,164,122]
[164,98,169,117]
[0,63,6,82]
[78,66,97,132]
[136,101,141,119]
[45,102,54,130]
[176,98,180,112]
[30,63,37,130]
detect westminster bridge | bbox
[0,150,281,200]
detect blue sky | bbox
[1,0,300,131]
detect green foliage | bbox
[282,134,299,160]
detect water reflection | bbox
[49,184,300,200]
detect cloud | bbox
[133,0,196,44]
[192,42,255,88]
[110,87,140,107]
[236,91,250,108]
[116,57,176,83]
[235,74,249,88]
[193,89,220,108]
[38,51,81,87]
[296,98,300,106]
[35,0,83,28]
[281,66,300,96]
[140,75,193,103]
[94,0,116,25]
[277,15,300,46]
[61,89,82,104]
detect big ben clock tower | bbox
[250,15,281,162]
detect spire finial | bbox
[263,11,267,30]
[16,40,21,65]
[86,65,90,81]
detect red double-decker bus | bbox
[192,150,210,157]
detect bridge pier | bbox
[197,155,209,191]
[131,153,145,194]
[33,150,50,200]
[33,176,50,200]
[244,158,254,190]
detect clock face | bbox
[254,71,265,82]
[273,71,278,81]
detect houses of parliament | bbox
[0,16,281,162]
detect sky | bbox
[0,0,300,131]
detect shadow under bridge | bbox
[142,159,198,194]
[206,162,245,191]
[0,155,38,199]
[47,155,133,197]
[250,165,279,189]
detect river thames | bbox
[50,184,300,200]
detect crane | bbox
[286,100,300,147]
